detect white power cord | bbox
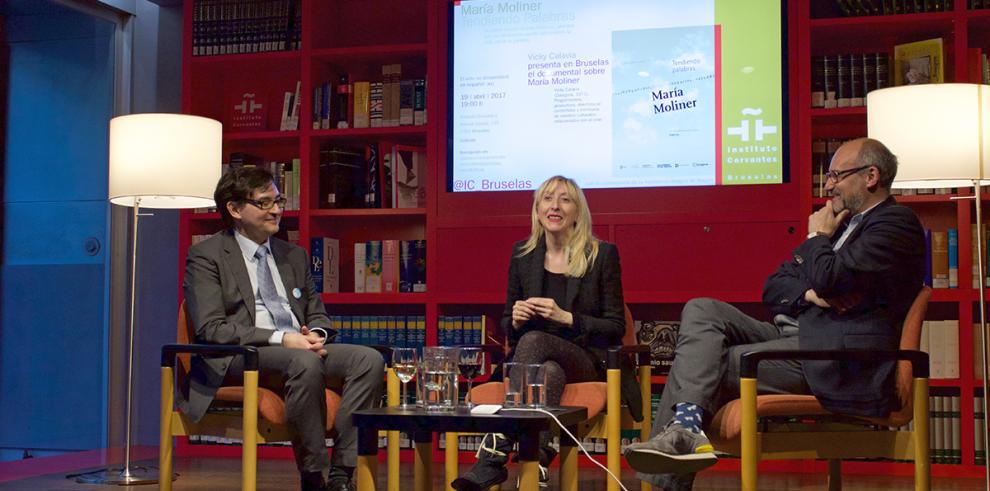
[501,407,630,491]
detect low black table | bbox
[353,405,587,491]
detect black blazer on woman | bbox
[501,238,626,357]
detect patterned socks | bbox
[672,402,704,434]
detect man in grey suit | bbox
[182,166,384,491]
[624,138,926,489]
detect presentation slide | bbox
[449,0,785,192]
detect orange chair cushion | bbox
[214,386,341,429]
[469,381,608,420]
[708,395,830,443]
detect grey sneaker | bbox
[623,423,717,475]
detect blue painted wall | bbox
[0,2,114,459]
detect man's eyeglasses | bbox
[243,197,287,210]
[825,165,870,183]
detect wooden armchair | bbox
[448,305,653,491]
[707,286,932,491]
[159,302,400,491]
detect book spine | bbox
[353,81,371,128]
[336,75,350,129]
[310,237,325,294]
[399,79,415,126]
[399,240,414,293]
[414,79,427,125]
[381,239,399,293]
[370,82,384,128]
[324,237,339,293]
[366,240,383,293]
[354,242,366,293]
[932,230,949,288]
[948,228,958,288]
[412,239,427,292]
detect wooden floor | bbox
[0,452,987,491]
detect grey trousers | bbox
[639,298,811,489]
[223,344,385,473]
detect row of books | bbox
[972,0,990,8]
[928,393,962,464]
[976,392,986,465]
[810,53,889,108]
[832,0,953,16]
[191,0,301,57]
[225,153,302,210]
[313,69,427,130]
[926,229,958,289]
[328,315,426,347]
[920,320,960,379]
[318,142,426,209]
[812,138,954,197]
[354,240,427,294]
[436,316,489,346]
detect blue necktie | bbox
[254,245,294,331]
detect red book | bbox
[381,240,399,293]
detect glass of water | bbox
[524,364,548,408]
[391,347,417,410]
[503,362,525,407]
[421,347,456,412]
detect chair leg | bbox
[913,378,931,491]
[414,434,432,491]
[827,459,842,491]
[639,364,652,491]
[606,368,621,491]
[159,367,174,491]
[559,434,578,491]
[740,377,758,491]
[242,370,259,491]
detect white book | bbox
[919,320,930,356]
[928,321,945,379]
[289,80,302,130]
[354,242,366,293]
[943,320,960,379]
[951,396,961,464]
[928,396,937,461]
[934,396,945,463]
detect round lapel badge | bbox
[292,287,302,299]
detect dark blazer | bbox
[501,239,626,354]
[762,196,926,418]
[180,230,331,421]
[500,238,644,420]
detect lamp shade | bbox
[867,83,990,188]
[108,113,222,208]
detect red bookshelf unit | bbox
[176,0,989,478]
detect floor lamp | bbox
[867,83,990,487]
[75,113,221,485]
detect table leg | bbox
[559,425,579,491]
[414,431,433,491]
[356,426,379,491]
[517,432,540,491]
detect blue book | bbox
[310,237,325,293]
[399,240,415,293]
[948,228,958,288]
[412,240,427,292]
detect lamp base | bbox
[70,465,174,485]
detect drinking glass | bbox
[458,347,483,408]
[503,362,525,408]
[421,351,454,412]
[524,363,548,408]
[392,347,418,410]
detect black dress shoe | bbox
[323,478,355,491]
[301,471,326,491]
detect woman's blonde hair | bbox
[517,175,599,278]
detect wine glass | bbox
[392,347,418,410]
[458,347,484,408]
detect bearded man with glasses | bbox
[625,138,927,490]
[180,166,384,491]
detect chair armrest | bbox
[607,344,651,370]
[739,349,929,380]
[161,343,259,371]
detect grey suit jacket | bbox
[180,230,331,421]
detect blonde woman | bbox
[452,176,626,491]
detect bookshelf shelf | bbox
[319,293,427,305]
[311,43,429,61]
[224,130,300,142]
[189,50,301,66]
[625,290,762,304]
[309,208,426,218]
[435,293,504,305]
[310,126,428,141]
[809,107,866,122]
[810,12,955,29]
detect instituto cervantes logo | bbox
[229,92,266,130]
[726,107,778,142]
